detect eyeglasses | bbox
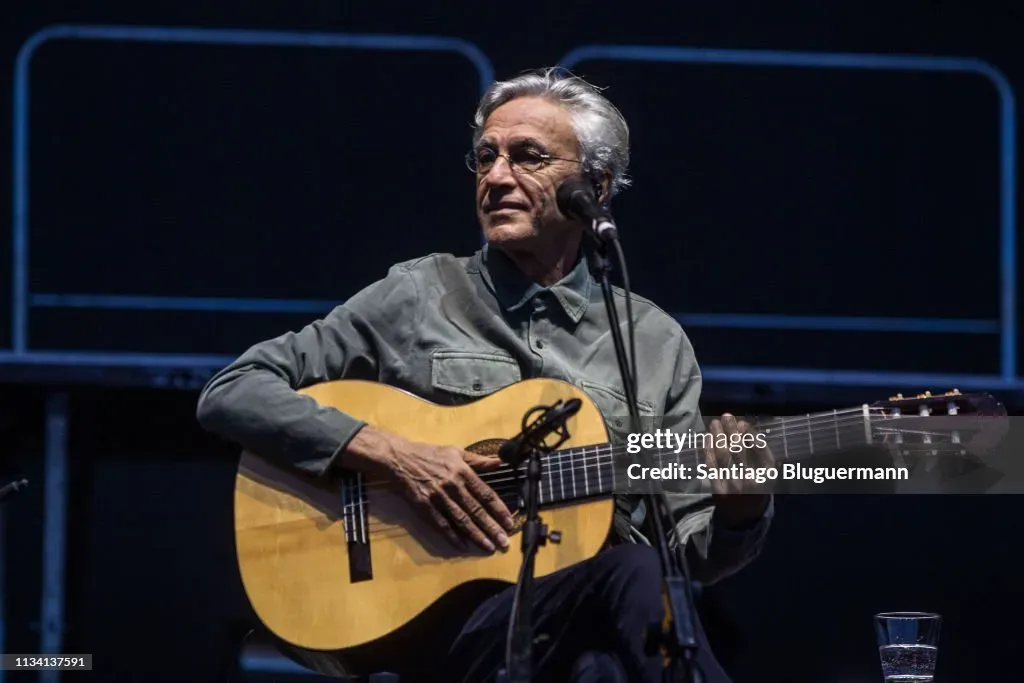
[464,147,580,175]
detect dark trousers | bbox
[444,544,734,683]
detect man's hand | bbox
[704,413,773,528]
[346,425,515,553]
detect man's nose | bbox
[483,156,517,185]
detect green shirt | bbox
[197,244,771,585]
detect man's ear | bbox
[594,171,612,206]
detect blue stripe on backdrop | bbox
[28,293,1001,334]
[29,294,341,314]
[1,350,1024,392]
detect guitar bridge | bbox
[341,472,373,583]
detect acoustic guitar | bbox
[233,378,1004,676]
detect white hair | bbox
[472,67,632,199]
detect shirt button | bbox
[472,380,482,391]
[535,339,545,349]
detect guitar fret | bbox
[356,473,366,544]
[561,448,569,501]
[609,451,615,492]
[806,413,813,455]
[349,478,356,541]
[341,479,351,541]
[547,457,554,503]
[597,447,603,492]
[582,447,590,496]
[538,466,545,505]
[834,409,841,450]
[570,451,577,498]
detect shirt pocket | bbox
[430,348,523,400]
[578,379,658,438]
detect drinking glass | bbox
[875,612,941,682]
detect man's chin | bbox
[482,220,538,246]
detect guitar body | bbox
[234,378,615,676]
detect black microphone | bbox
[499,399,583,467]
[556,177,618,241]
[0,478,28,503]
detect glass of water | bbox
[875,612,941,682]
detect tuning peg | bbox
[889,393,905,401]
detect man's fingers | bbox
[708,418,731,468]
[721,413,738,436]
[437,482,496,553]
[458,480,511,551]
[445,496,496,553]
[420,494,467,551]
[734,418,754,465]
[753,439,775,468]
[464,471,516,533]
[465,453,504,472]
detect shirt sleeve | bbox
[661,328,773,585]
[195,262,421,476]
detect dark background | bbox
[2,0,1024,681]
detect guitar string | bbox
[329,403,981,536]
[333,413,971,536]
[348,427,966,523]
[354,433,973,538]
[349,406,880,497]
[349,408,959,496]
[356,435,963,511]
[354,435,973,538]
[337,405,976,536]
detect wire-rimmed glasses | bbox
[464,147,579,175]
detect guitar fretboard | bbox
[478,406,928,506]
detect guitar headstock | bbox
[867,389,1008,458]
[871,389,1006,418]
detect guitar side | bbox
[233,378,615,653]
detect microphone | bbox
[556,177,618,242]
[0,478,28,503]
[499,399,583,467]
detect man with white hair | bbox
[198,67,772,683]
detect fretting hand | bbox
[703,413,773,528]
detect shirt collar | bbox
[479,243,592,324]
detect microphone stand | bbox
[500,404,574,683]
[582,228,702,683]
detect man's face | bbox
[473,96,581,249]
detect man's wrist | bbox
[343,424,400,473]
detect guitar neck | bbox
[494,406,881,506]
